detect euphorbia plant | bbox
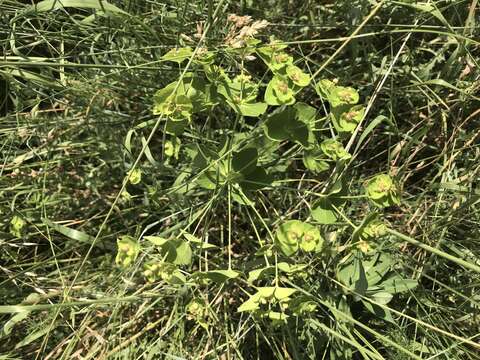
[117,17,406,332]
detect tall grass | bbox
[1,0,479,359]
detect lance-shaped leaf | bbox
[193,269,241,284]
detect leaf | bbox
[162,47,193,64]
[143,262,185,284]
[286,65,311,87]
[311,198,337,224]
[116,236,140,268]
[10,215,26,238]
[218,75,258,103]
[237,294,261,312]
[295,102,317,124]
[127,168,142,184]
[265,76,295,105]
[43,218,97,246]
[370,291,393,305]
[3,311,30,336]
[248,266,275,283]
[275,220,303,256]
[264,107,296,141]
[365,174,401,207]
[256,287,276,298]
[320,139,351,161]
[21,0,128,16]
[381,277,418,294]
[240,166,273,191]
[144,237,192,265]
[286,120,310,147]
[170,240,192,265]
[15,326,51,349]
[354,258,368,296]
[337,256,368,295]
[299,223,323,252]
[303,150,329,174]
[182,232,218,250]
[328,86,359,108]
[229,101,268,117]
[274,287,296,300]
[354,214,388,247]
[361,300,395,323]
[395,2,448,26]
[165,118,188,135]
[362,252,392,286]
[335,105,365,133]
[144,236,169,246]
[0,69,62,90]
[194,269,241,284]
[257,48,293,73]
[354,115,388,154]
[232,148,258,175]
[315,79,336,99]
[267,311,288,321]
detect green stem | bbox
[387,228,480,274]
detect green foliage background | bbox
[0,0,479,359]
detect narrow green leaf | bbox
[24,0,128,15]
